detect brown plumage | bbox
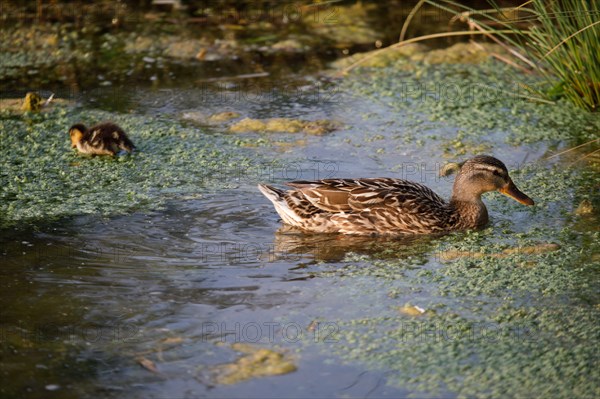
[258,155,534,235]
[69,122,135,155]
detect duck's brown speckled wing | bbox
[282,190,323,218]
[286,179,356,212]
[287,178,447,214]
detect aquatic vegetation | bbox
[229,117,341,135]
[343,61,600,146]
[330,43,429,69]
[419,0,600,111]
[309,227,599,397]
[439,242,560,261]
[0,106,260,228]
[212,343,296,384]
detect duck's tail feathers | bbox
[258,184,285,201]
[258,184,302,226]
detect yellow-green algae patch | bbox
[229,117,341,135]
[212,343,296,384]
[417,42,509,64]
[208,111,242,123]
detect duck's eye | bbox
[492,170,503,177]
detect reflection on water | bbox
[271,224,438,264]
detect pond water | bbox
[1,2,599,398]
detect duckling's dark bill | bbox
[499,181,534,206]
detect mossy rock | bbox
[415,42,508,64]
[331,43,429,69]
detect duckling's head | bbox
[68,124,87,148]
[452,155,534,206]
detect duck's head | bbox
[452,155,534,206]
[68,124,87,148]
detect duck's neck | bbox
[448,197,489,230]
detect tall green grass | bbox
[422,0,600,111]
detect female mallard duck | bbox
[69,122,135,155]
[258,155,534,235]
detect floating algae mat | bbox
[0,105,267,228]
[341,62,600,146]
[229,117,342,135]
[316,225,600,397]
[212,343,296,385]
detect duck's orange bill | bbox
[499,180,534,206]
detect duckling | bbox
[69,122,135,155]
[258,155,534,235]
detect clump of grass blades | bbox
[523,0,600,111]
[424,0,600,111]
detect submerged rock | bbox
[208,111,241,123]
[181,111,241,125]
[271,39,307,53]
